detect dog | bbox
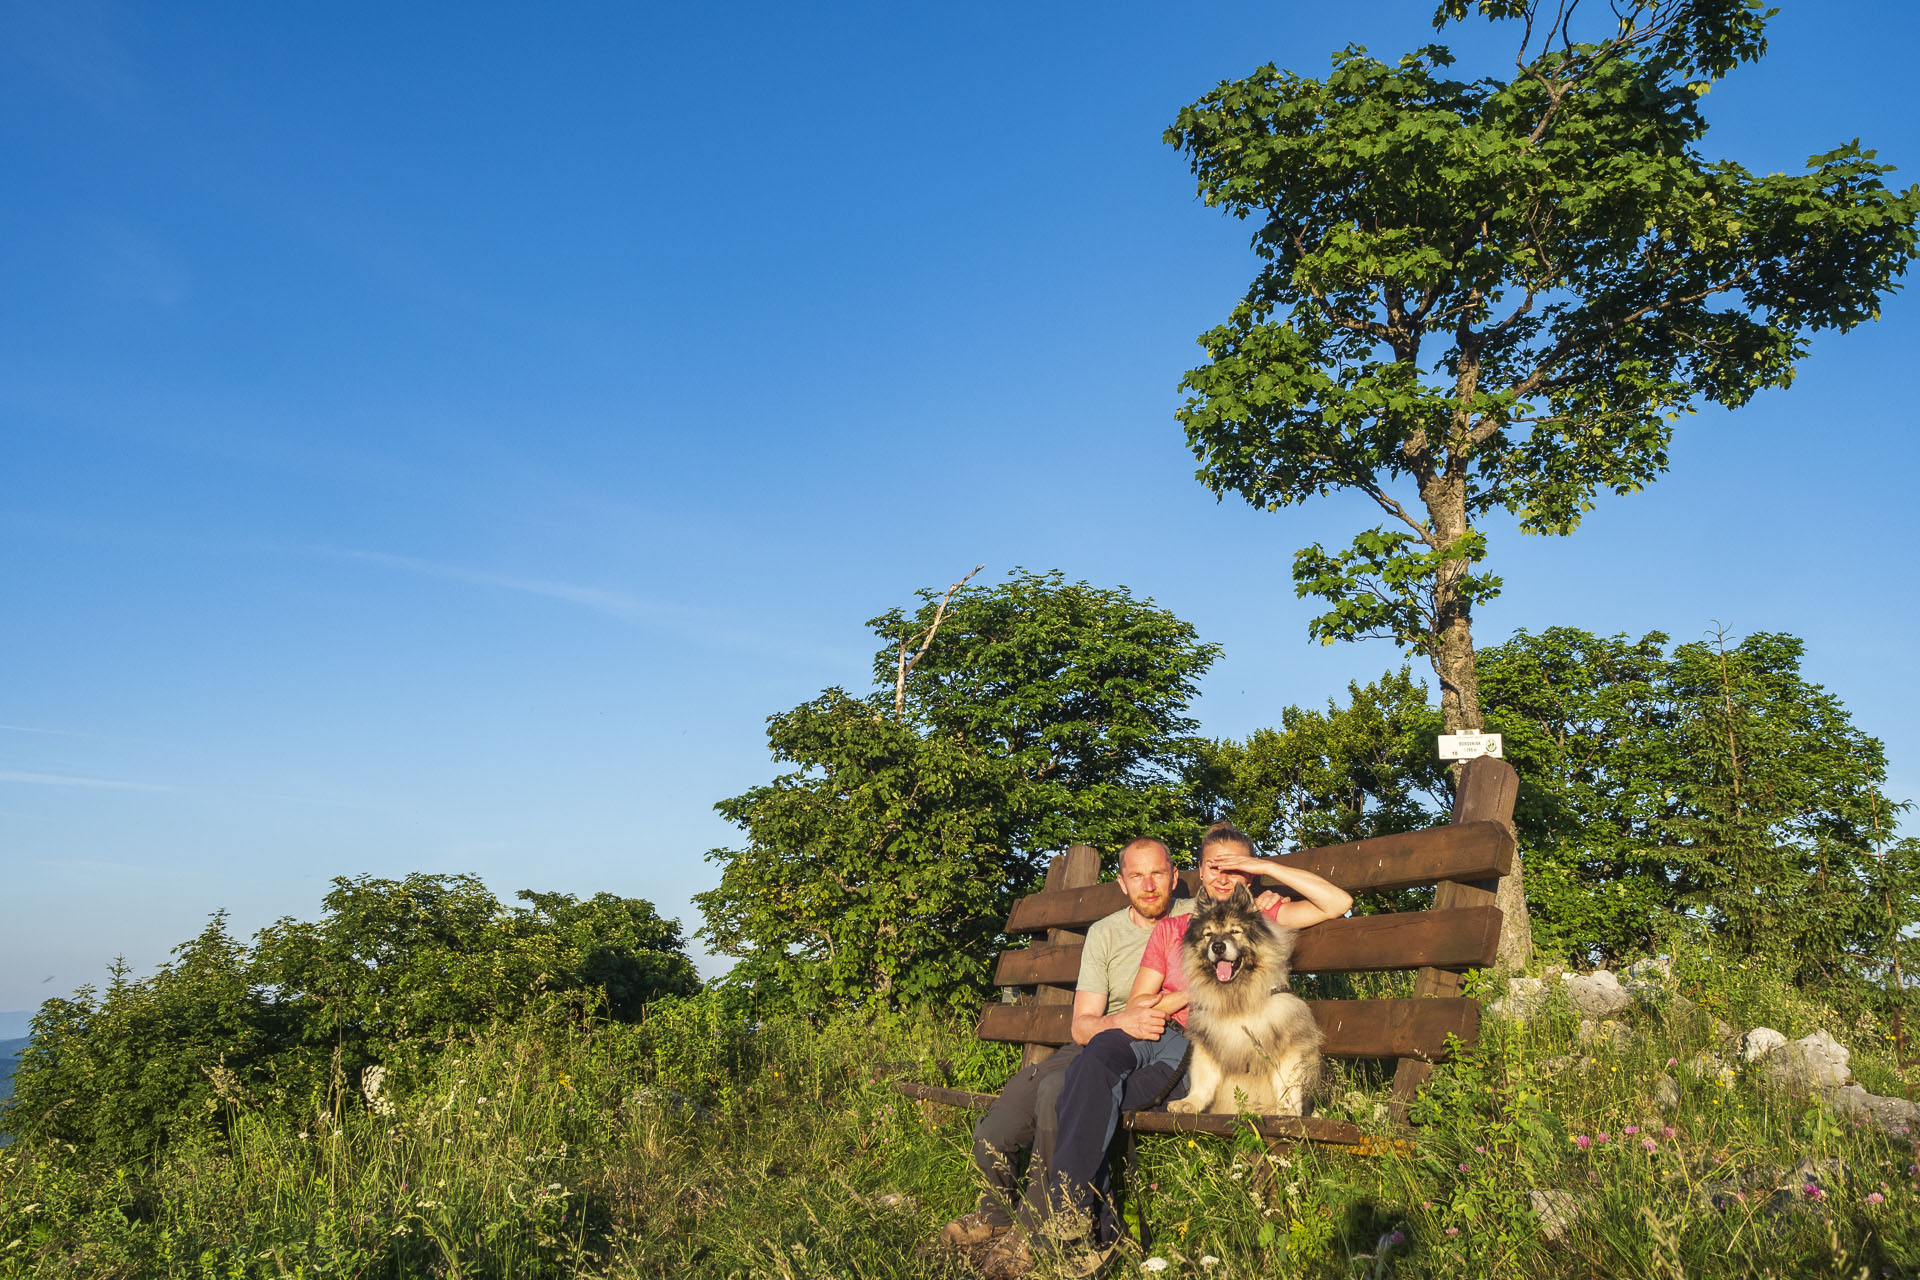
[1165,883,1322,1116]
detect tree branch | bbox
[895,563,986,721]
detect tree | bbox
[1193,668,1446,857]
[1167,2,1917,733]
[1195,629,1920,998]
[1164,1,1919,964]
[695,570,1219,1013]
[1476,627,1920,979]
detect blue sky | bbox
[4,1,1918,1011]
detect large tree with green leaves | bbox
[695,570,1219,1014]
[1166,0,1918,737]
[1198,629,1918,1002]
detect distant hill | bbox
[0,1034,26,1107]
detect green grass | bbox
[2,951,1916,1279]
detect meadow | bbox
[1,940,1915,1280]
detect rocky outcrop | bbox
[1489,965,1914,1140]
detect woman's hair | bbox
[1199,820,1256,859]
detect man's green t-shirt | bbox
[1075,897,1196,1014]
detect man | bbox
[1013,822,1353,1270]
[940,836,1190,1258]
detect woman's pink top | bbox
[1137,900,1284,1028]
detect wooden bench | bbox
[895,756,1520,1152]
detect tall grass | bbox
[2,948,1915,1279]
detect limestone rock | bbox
[1654,1074,1681,1111]
[1740,1027,1787,1063]
[1829,1085,1917,1136]
[1624,957,1673,983]
[1530,1189,1581,1243]
[1762,1031,1853,1093]
[1577,1018,1631,1052]
[1561,970,1633,1017]
[1687,1051,1734,1089]
[1491,976,1549,1020]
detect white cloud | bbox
[0,770,175,792]
[312,546,857,667]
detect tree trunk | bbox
[1424,471,1533,969]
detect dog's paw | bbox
[1165,1097,1202,1115]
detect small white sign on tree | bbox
[1438,732,1503,760]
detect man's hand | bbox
[1112,1005,1168,1040]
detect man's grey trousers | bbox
[971,1042,1083,1231]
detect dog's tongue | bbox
[1215,960,1234,983]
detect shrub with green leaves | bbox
[3,875,698,1164]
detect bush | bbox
[3,876,699,1164]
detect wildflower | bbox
[1624,1126,1639,1135]
[1187,1140,1197,1148]
[1575,1135,1592,1150]
[1201,1259,1220,1269]
[1641,1138,1656,1152]
[1596,1132,1610,1143]
[1421,1201,1434,1210]
[1458,1162,1470,1172]
[1667,1057,1678,1067]
[1149,1183,1158,1191]
[1804,1184,1825,1201]
[1867,1193,1885,1204]
[1661,1127,1676,1140]
[1143,1260,1170,1273]
[1390,1231,1406,1245]
[1445,1227,1460,1237]
[1474,1145,1485,1153]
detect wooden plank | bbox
[1312,997,1480,1060]
[888,1080,1376,1146]
[1393,758,1519,1117]
[892,1081,999,1109]
[1003,823,1515,933]
[980,996,1480,1061]
[1004,872,1198,936]
[1121,1110,1365,1145]
[993,905,1503,987]
[1020,844,1099,1068]
[1268,821,1513,894]
[1295,904,1501,973]
[889,1081,1367,1144]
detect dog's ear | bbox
[1229,882,1256,911]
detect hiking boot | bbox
[938,1210,1011,1250]
[979,1229,1035,1279]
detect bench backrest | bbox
[986,756,1520,1110]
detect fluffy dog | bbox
[1166,883,1322,1116]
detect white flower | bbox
[1201,1259,1221,1269]
[1143,1260,1170,1273]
